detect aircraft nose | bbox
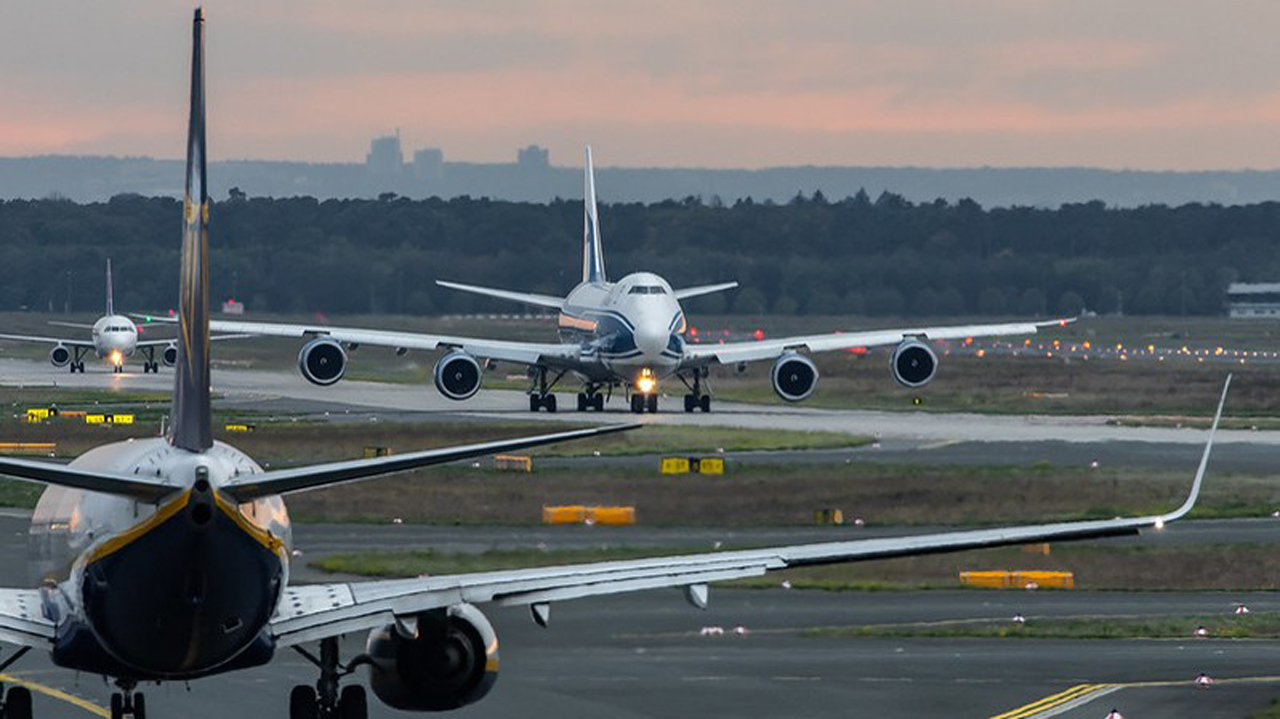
[634,323,670,361]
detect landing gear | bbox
[110,680,145,719]
[290,637,370,719]
[576,385,606,411]
[2,686,31,719]
[630,393,658,414]
[140,347,160,373]
[69,345,89,373]
[528,366,565,413]
[112,364,124,374]
[680,369,712,413]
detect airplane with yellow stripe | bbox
[0,9,1226,719]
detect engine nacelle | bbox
[49,345,71,368]
[297,338,347,386]
[365,603,499,712]
[770,353,819,402]
[162,343,178,367]
[891,339,938,388]
[433,351,483,401]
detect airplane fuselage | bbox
[29,438,291,680]
[558,272,686,388]
[90,315,139,366]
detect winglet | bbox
[582,146,606,284]
[169,6,212,452]
[1161,374,1230,522]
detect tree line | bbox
[0,190,1274,317]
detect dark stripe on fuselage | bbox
[64,492,284,679]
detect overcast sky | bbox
[2,1,1279,170]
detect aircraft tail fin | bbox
[169,7,212,453]
[105,259,115,316]
[583,146,606,284]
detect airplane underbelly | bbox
[62,495,285,679]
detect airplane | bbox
[152,148,1074,413]
[0,260,181,374]
[0,14,1228,719]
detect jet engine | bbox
[770,353,819,402]
[365,603,499,712]
[433,351,483,401]
[297,338,347,386]
[162,343,178,367]
[49,345,71,368]
[890,339,937,388]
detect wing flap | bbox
[0,589,55,648]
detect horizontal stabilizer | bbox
[223,423,637,502]
[0,457,179,502]
[673,282,739,301]
[435,280,565,310]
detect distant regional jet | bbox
[172,150,1073,413]
[0,260,181,374]
[0,12,1225,719]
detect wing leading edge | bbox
[683,318,1073,366]
[273,375,1229,647]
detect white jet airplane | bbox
[0,13,1226,719]
[164,149,1073,413]
[0,260,179,374]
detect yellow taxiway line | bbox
[0,673,109,717]
[991,683,1118,718]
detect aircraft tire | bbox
[4,686,32,719]
[684,395,695,412]
[593,393,605,411]
[646,394,659,413]
[544,394,557,413]
[529,394,540,412]
[289,685,318,719]
[700,394,711,412]
[577,393,588,411]
[338,685,367,719]
[132,693,146,719]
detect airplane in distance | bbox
[0,260,181,374]
[155,149,1074,413]
[0,12,1227,719]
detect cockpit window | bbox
[627,285,667,295]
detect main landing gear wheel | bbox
[684,394,711,412]
[69,362,86,374]
[577,390,606,411]
[290,637,370,719]
[530,393,557,412]
[109,682,145,719]
[143,361,159,373]
[2,686,31,719]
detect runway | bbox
[0,357,1271,448]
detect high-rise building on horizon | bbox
[366,132,404,176]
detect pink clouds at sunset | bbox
[1,0,1279,169]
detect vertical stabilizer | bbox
[170,7,212,452]
[582,146,606,284]
[105,259,115,316]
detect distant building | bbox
[1227,282,1280,317]
[412,148,445,182]
[366,133,404,176]
[517,145,550,170]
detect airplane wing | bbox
[135,335,246,348]
[141,316,581,369]
[0,334,93,349]
[681,318,1073,366]
[673,282,739,301]
[435,280,566,311]
[0,589,55,648]
[271,376,1228,648]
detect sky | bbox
[2,1,1280,170]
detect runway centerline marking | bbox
[0,672,109,717]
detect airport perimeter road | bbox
[0,357,1274,447]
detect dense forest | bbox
[0,190,1276,317]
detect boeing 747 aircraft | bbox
[0,12,1227,719]
[0,261,181,374]
[170,150,1072,413]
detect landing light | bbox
[636,370,657,394]
[1154,517,1165,530]
[110,350,123,366]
